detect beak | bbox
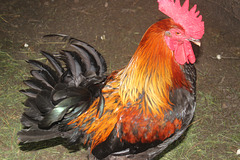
[188,38,201,47]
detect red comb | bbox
[158,0,204,39]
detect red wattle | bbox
[184,41,196,64]
[174,43,187,65]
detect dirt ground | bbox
[0,0,239,160]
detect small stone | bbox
[105,2,108,7]
[221,103,228,109]
[237,149,240,155]
[216,54,221,60]
[100,35,106,40]
[24,43,29,48]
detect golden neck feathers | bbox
[119,19,190,118]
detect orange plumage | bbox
[18,0,204,159]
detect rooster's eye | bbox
[176,32,181,35]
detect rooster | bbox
[18,0,204,159]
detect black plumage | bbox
[18,34,107,144]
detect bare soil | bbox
[0,0,239,160]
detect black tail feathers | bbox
[18,34,107,144]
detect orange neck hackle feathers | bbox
[119,19,190,118]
